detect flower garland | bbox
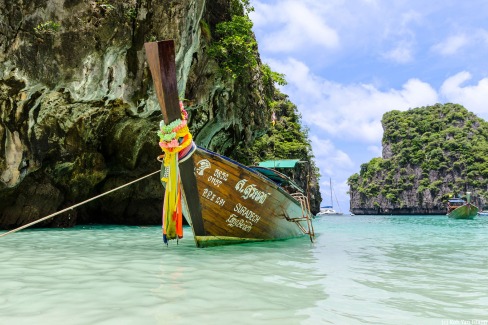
[158,101,193,244]
[157,102,193,167]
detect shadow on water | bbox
[149,229,329,324]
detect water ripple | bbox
[1,217,488,324]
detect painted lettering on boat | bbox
[233,203,261,223]
[213,169,229,181]
[207,176,222,187]
[235,179,270,204]
[195,159,211,176]
[202,188,225,206]
[207,169,229,187]
[226,214,252,232]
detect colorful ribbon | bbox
[158,102,193,244]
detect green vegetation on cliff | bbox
[236,91,314,165]
[209,15,257,80]
[348,103,488,212]
[208,0,317,174]
[208,1,285,88]
[235,89,321,208]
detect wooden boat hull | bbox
[448,204,478,219]
[145,40,313,247]
[179,147,312,247]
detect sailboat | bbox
[316,178,343,216]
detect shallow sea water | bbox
[1,215,488,325]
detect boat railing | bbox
[289,193,315,242]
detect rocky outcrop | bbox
[0,0,320,229]
[349,104,488,215]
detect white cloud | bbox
[270,58,438,143]
[383,42,414,63]
[311,135,353,169]
[431,34,469,56]
[368,145,382,156]
[251,1,339,53]
[381,10,421,63]
[440,71,488,115]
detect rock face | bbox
[0,0,320,229]
[348,104,488,215]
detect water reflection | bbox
[150,234,328,324]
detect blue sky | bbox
[249,0,488,212]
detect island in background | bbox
[349,103,488,215]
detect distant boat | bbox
[478,204,488,216]
[316,178,343,216]
[447,192,478,219]
[316,206,343,216]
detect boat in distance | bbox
[478,204,488,216]
[447,192,478,219]
[316,206,343,216]
[145,40,314,247]
[315,178,343,216]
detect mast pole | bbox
[330,177,333,208]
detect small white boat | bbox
[316,206,343,216]
[316,178,343,216]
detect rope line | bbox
[0,170,160,238]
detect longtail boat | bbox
[145,40,314,247]
[447,192,478,219]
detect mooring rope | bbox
[0,170,160,238]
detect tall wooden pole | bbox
[144,40,205,236]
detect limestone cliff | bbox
[0,0,320,229]
[348,103,488,215]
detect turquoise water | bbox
[1,215,488,325]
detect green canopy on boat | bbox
[258,159,301,169]
[249,166,304,193]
